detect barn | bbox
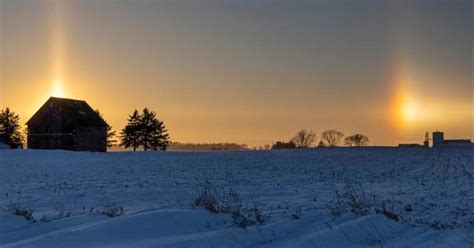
[26,97,107,152]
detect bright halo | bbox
[400,99,418,123]
[51,79,64,97]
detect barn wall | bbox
[75,126,107,152]
[28,134,75,150]
[28,108,68,135]
[27,98,108,152]
[28,124,107,152]
[27,107,72,151]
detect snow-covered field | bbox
[0,148,473,247]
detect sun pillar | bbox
[51,0,66,98]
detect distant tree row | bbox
[1,107,368,152]
[169,142,247,151]
[271,141,296,150]
[272,129,369,149]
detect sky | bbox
[0,0,472,147]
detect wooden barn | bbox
[26,97,107,152]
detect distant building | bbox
[432,131,473,148]
[26,97,107,152]
[398,143,424,148]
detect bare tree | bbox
[321,129,344,147]
[343,137,352,147]
[344,134,369,147]
[290,129,316,148]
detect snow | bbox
[0,141,8,150]
[0,148,473,247]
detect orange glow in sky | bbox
[400,99,418,124]
[1,1,472,146]
[51,79,65,98]
[389,71,418,130]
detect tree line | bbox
[271,129,369,150]
[0,107,170,151]
[1,107,368,151]
[169,142,247,151]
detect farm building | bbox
[398,143,425,148]
[432,131,473,148]
[26,97,107,152]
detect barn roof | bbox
[26,97,107,127]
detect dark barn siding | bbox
[27,97,107,152]
[28,134,75,151]
[75,126,107,152]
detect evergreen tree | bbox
[149,115,170,151]
[95,110,118,148]
[20,127,28,148]
[120,108,170,151]
[0,108,22,146]
[120,110,142,151]
[140,108,155,151]
[106,126,117,148]
[140,108,170,151]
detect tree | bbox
[120,108,170,151]
[120,110,142,151]
[139,108,154,151]
[96,110,118,148]
[20,127,28,148]
[344,134,369,147]
[169,142,246,151]
[321,129,344,147]
[343,137,352,147]
[290,129,316,148]
[143,108,170,151]
[271,141,297,150]
[0,108,22,146]
[106,126,118,148]
[317,140,326,147]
